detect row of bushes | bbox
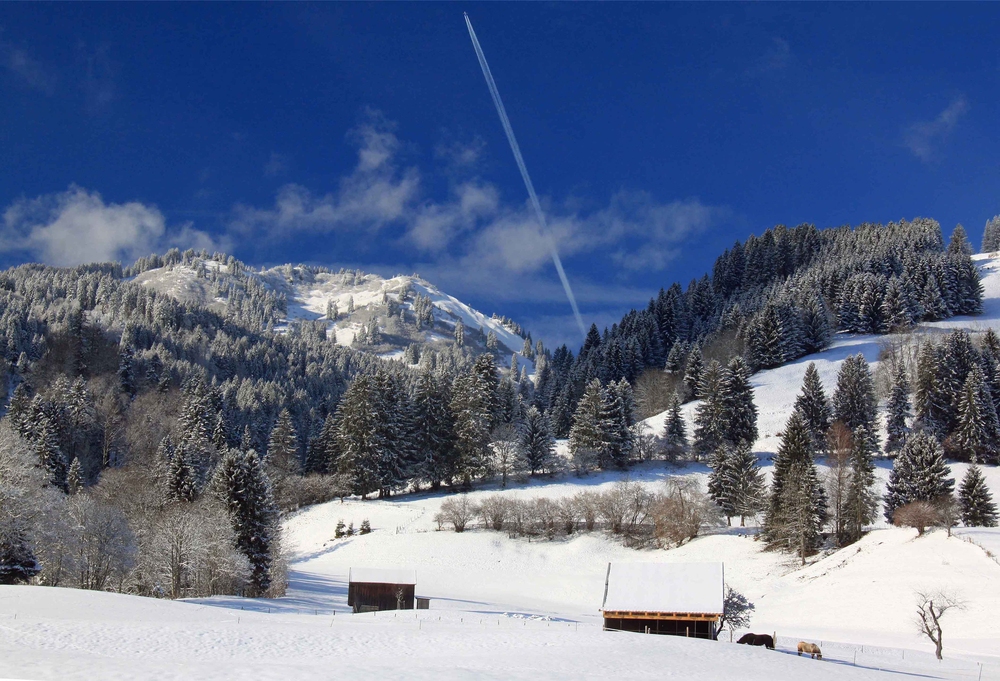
[433,479,723,548]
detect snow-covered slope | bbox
[134,258,532,366]
[644,253,1000,454]
[0,584,953,680]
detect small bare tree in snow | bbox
[435,495,478,533]
[916,590,965,660]
[716,586,755,640]
[893,501,941,537]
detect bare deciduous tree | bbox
[716,586,755,639]
[825,422,853,545]
[478,495,509,531]
[651,478,722,548]
[893,501,941,537]
[915,590,965,660]
[435,495,478,532]
[488,424,524,490]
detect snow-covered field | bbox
[4,256,1000,679]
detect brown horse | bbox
[797,641,822,659]
[737,633,775,649]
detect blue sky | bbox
[2,4,999,348]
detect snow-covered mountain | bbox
[133,257,533,370]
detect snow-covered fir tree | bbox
[412,371,455,489]
[719,356,758,450]
[958,464,998,527]
[842,426,880,545]
[723,445,765,526]
[683,345,704,400]
[569,379,606,474]
[954,365,1000,463]
[793,363,831,453]
[663,394,688,460]
[519,405,557,475]
[0,527,39,585]
[833,354,878,441]
[947,224,973,257]
[885,362,911,455]
[982,215,1000,252]
[763,411,827,558]
[267,408,300,476]
[213,447,278,597]
[883,431,954,523]
[692,361,725,459]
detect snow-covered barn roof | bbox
[349,567,416,585]
[602,562,724,614]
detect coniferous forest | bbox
[1,216,998,596]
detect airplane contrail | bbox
[464,12,587,340]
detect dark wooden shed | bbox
[601,562,724,640]
[348,568,416,613]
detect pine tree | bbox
[693,361,725,459]
[958,465,998,527]
[67,457,83,494]
[794,363,831,453]
[267,409,300,476]
[318,413,340,474]
[884,431,954,523]
[451,365,495,487]
[600,379,634,469]
[781,460,827,564]
[707,444,735,524]
[724,445,765,526]
[519,405,556,475]
[370,369,409,497]
[982,215,1000,253]
[954,366,1000,463]
[569,379,606,474]
[880,279,913,331]
[35,418,68,493]
[663,394,688,460]
[0,527,40,585]
[842,426,880,544]
[683,345,704,400]
[922,275,948,321]
[664,341,687,374]
[947,224,973,257]
[214,448,278,597]
[719,356,758,450]
[166,444,198,502]
[335,376,384,498]
[914,341,948,434]
[412,371,455,489]
[832,354,879,440]
[885,362,912,455]
[304,427,329,475]
[763,412,827,556]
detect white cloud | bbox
[227,111,732,330]
[1,186,218,266]
[263,152,289,177]
[2,42,56,94]
[904,96,968,161]
[232,112,420,237]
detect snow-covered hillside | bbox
[134,257,532,366]
[644,253,1000,454]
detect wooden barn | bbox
[601,562,724,639]
[348,568,416,613]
